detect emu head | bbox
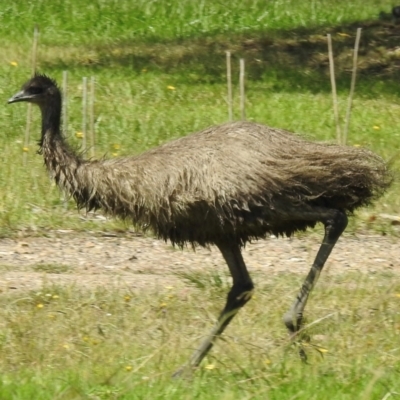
[8,73,59,107]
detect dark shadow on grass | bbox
[46,17,400,97]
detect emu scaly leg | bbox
[283,209,348,357]
[173,243,254,377]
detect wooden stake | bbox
[31,25,39,75]
[89,76,96,158]
[343,28,362,145]
[226,51,233,121]
[23,25,39,165]
[62,71,68,136]
[62,71,69,209]
[82,77,88,152]
[327,34,341,145]
[239,58,245,121]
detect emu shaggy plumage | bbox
[44,123,388,247]
[9,74,392,375]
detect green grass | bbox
[0,0,392,45]
[0,271,398,399]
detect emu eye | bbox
[29,86,43,95]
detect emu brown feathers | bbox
[46,120,390,247]
[9,74,391,247]
[8,74,392,374]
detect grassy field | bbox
[0,0,400,398]
[0,270,398,399]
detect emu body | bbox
[9,74,392,374]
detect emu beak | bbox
[8,90,28,104]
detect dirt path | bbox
[0,231,398,294]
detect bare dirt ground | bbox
[0,230,398,295]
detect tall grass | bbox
[0,270,398,399]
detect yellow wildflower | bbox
[167,85,176,90]
[10,61,18,67]
[316,347,329,353]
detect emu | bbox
[9,74,392,374]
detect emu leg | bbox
[283,209,348,344]
[173,243,254,376]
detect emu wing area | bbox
[86,122,391,247]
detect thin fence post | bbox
[23,25,39,165]
[226,51,233,121]
[89,76,96,158]
[62,71,68,136]
[239,58,245,121]
[327,34,341,145]
[82,77,88,153]
[62,71,69,209]
[343,28,362,145]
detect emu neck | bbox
[39,98,84,194]
[40,97,62,142]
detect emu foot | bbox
[283,311,309,362]
[283,310,304,337]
